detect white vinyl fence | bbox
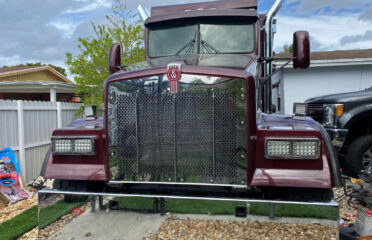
[0,100,81,183]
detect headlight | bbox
[52,137,95,155]
[323,104,343,128]
[265,138,320,159]
[54,139,72,153]
[293,103,307,116]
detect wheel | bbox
[53,180,88,203]
[345,135,372,177]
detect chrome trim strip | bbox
[38,189,338,207]
[108,181,247,188]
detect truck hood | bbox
[258,113,319,131]
[305,88,372,104]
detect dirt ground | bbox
[0,198,7,209]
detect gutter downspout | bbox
[265,0,282,113]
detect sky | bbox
[1,0,372,78]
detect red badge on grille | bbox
[167,63,182,93]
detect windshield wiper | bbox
[201,40,221,54]
[175,32,197,55]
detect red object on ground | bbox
[71,207,85,217]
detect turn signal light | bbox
[336,105,343,117]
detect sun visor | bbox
[146,9,258,27]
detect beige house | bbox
[0,66,80,102]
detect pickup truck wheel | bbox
[53,180,88,203]
[345,135,372,177]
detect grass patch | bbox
[115,197,338,220]
[0,206,37,240]
[39,199,88,229]
[0,198,87,240]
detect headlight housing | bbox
[323,104,343,128]
[265,138,320,159]
[52,137,95,155]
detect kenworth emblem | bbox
[167,63,182,93]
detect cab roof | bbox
[151,0,258,17]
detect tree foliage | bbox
[66,0,145,106]
[282,43,294,54]
[2,62,67,76]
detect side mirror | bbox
[108,43,121,74]
[293,31,310,69]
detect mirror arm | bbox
[259,58,294,84]
[117,65,127,71]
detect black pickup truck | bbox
[294,87,372,177]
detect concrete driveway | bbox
[54,210,166,240]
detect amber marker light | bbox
[336,105,344,117]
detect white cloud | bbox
[0,55,22,67]
[63,0,110,14]
[291,0,371,13]
[47,21,79,39]
[274,13,372,51]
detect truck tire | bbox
[345,135,372,177]
[53,180,88,203]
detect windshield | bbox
[148,18,255,57]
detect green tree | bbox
[282,43,294,54]
[66,0,145,107]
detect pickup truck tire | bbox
[345,135,372,177]
[53,180,89,203]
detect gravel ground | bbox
[145,218,337,240]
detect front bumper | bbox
[325,128,348,152]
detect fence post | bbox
[17,100,26,177]
[57,102,62,128]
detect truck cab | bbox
[42,0,341,202]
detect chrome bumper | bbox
[326,128,348,152]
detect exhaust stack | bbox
[264,0,282,112]
[137,5,148,23]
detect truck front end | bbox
[42,0,341,202]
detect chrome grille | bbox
[108,75,247,185]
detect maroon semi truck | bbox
[41,0,342,202]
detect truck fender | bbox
[339,104,372,129]
[40,146,52,177]
[315,122,343,187]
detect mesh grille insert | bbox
[113,92,241,184]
